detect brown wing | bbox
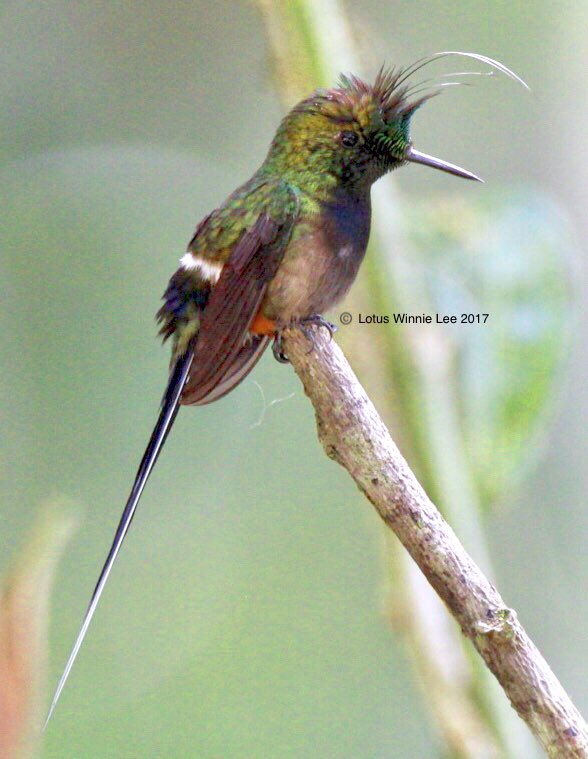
[182,203,297,405]
[190,335,270,406]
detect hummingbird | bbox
[44,52,527,726]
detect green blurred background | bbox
[1,1,586,757]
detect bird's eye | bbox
[340,131,358,148]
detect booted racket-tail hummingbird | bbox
[44,52,527,726]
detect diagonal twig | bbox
[283,326,588,759]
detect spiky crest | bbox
[297,65,438,133]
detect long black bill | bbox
[405,145,483,182]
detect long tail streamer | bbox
[43,348,194,729]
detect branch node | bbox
[474,608,517,641]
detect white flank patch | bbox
[180,252,223,282]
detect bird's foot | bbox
[300,314,337,340]
[272,332,290,363]
[271,314,337,363]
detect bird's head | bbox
[265,65,480,193]
[263,53,526,195]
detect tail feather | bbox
[43,347,194,729]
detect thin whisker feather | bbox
[432,52,530,90]
[395,51,528,95]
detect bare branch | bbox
[283,326,588,759]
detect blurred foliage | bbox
[0,507,74,759]
[401,191,577,506]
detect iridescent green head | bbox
[265,51,530,192]
[263,64,482,193]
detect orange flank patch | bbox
[249,311,277,336]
